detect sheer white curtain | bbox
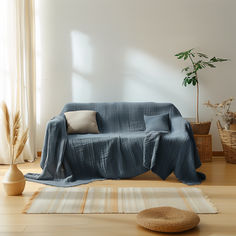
[0,0,36,163]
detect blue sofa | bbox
[25,102,205,186]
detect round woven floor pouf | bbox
[136,207,200,233]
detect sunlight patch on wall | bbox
[71,31,93,74]
[71,31,93,102]
[123,49,184,102]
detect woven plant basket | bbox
[217,120,236,164]
[194,135,212,162]
[190,121,211,135]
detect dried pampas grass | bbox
[15,128,28,160]
[1,102,28,164]
[12,111,20,146]
[204,98,235,129]
[1,102,11,144]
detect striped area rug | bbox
[24,187,217,214]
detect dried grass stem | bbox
[1,102,28,163]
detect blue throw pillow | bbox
[144,113,170,132]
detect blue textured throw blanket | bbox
[25,102,205,186]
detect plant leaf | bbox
[197,53,208,58]
[182,77,188,86]
[187,78,192,84]
[207,63,216,68]
[210,57,229,62]
[181,67,190,72]
[184,54,188,60]
[175,52,183,57]
[178,54,185,59]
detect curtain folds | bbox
[0,0,36,163]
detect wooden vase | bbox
[2,164,25,196]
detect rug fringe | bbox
[201,190,218,214]
[22,187,44,214]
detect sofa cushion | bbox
[144,113,169,132]
[64,110,99,134]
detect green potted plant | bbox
[175,48,229,134]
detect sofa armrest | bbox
[170,116,190,133]
[40,115,67,169]
[49,114,66,125]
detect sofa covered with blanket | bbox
[25,102,205,186]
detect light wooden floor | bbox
[0,157,236,236]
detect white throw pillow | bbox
[64,110,99,134]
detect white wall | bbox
[35,0,236,151]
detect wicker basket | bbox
[217,121,236,164]
[194,135,212,162]
[190,121,211,135]
[230,124,236,131]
